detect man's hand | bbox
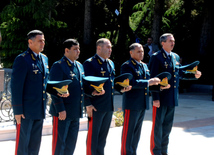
[57,92,70,98]
[195,70,202,79]
[59,110,66,120]
[153,100,160,108]
[86,105,97,118]
[160,84,171,90]
[149,78,160,86]
[15,114,25,124]
[121,85,132,93]
[92,90,105,96]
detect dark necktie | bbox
[37,55,44,71]
[168,55,172,61]
[139,63,144,73]
[72,63,80,80]
[103,60,108,71]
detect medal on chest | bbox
[70,71,75,77]
[32,63,39,74]
[164,61,168,69]
[136,69,140,76]
[100,67,106,76]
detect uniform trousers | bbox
[15,119,43,155]
[87,111,113,155]
[52,117,79,155]
[150,105,175,155]
[121,109,146,155]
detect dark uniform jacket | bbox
[83,54,115,112]
[49,56,84,119]
[149,48,194,106]
[121,58,150,110]
[11,48,49,119]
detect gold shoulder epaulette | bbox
[89,58,93,62]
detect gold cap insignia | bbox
[116,78,129,88]
[160,77,168,86]
[90,83,104,93]
[53,85,69,94]
[186,66,197,74]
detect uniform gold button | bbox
[111,80,113,82]
[144,77,146,79]
[43,98,45,100]
[174,86,176,88]
[109,74,111,76]
[145,93,147,95]
[81,88,83,90]
[81,94,83,96]
[174,81,176,83]
[43,77,45,79]
[112,93,114,95]
[145,87,147,90]
[174,75,176,77]
[80,81,82,83]
[43,91,45,93]
[43,84,45,86]
[112,86,114,89]
[173,70,175,72]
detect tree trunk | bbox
[83,0,93,45]
[199,0,212,56]
[151,0,165,45]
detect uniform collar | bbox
[130,58,143,66]
[161,48,171,59]
[96,54,108,63]
[64,56,76,65]
[163,49,171,57]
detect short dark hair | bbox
[27,30,44,40]
[129,43,142,51]
[96,38,110,48]
[159,33,173,45]
[63,39,79,50]
[148,37,153,40]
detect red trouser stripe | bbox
[52,116,58,155]
[15,124,21,155]
[150,107,157,155]
[121,109,130,155]
[87,117,93,155]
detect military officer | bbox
[120,43,166,155]
[149,33,202,155]
[11,30,49,155]
[83,38,131,155]
[49,39,84,155]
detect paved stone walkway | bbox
[0,92,214,155]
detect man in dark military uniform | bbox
[149,33,202,155]
[120,43,167,155]
[49,39,84,155]
[11,30,49,155]
[84,38,131,155]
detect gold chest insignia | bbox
[100,67,106,76]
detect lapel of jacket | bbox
[76,61,83,80]
[63,56,75,78]
[171,52,176,70]
[28,49,43,73]
[130,58,142,76]
[95,54,109,74]
[41,54,48,75]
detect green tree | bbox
[0,0,67,67]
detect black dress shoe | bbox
[162,153,168,155]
